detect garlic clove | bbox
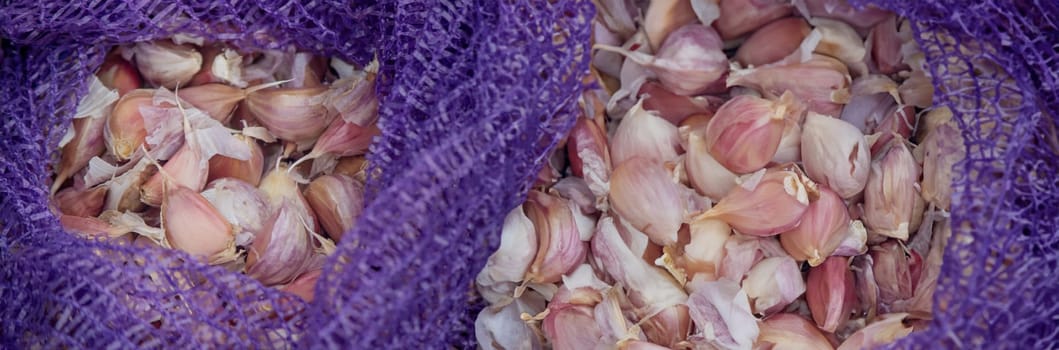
[259,164,319,232]
[771,116,803,164]
[871,104,916,153]
[162,184,236,262]
[244,86,334,143]
[868,16,908,74]
[476,292,547,350]
[245,202,318,286]
[289,118,379,173]
[641,305,692,348]
[870,240,915,303]
[863,137,919,240]
[141,143,208,207]
[685,279,759,350]
[596,24,729,96]
[639,81,724,125]
[806,256,856,333]
[704,92,800,174]
[523,191,588,284]
[174,83,246,123]
[201,178,272,248]
[719,233,788,281]
[207,134,265,187]
[619,340,670,350]
[610,100,681,166]
[279,269,322,302]
[103,157,153,212]
[727,54,851,116]
[713,0,793,40]
[809,18,869,77]
[609,157,686,246]
[643,0,698,51]
[898,69,934,108]
[53,114,109,194]
[801,112,871,199]
[190,46,247,87]
[682,219,731,282]
[755,313,835,350]
[780,186,850,266]
[742,256,806,316]
[835,313,914,350]
[105,89,155,161]
[832,219,868,256]
[53,185,107,218]
[795,0,891,31]
[477,205,539,291]
[331,155,369,179]
[852,254,880,320]
[566,116,612,209]
[919,122,963,211]
[129,40,203,89]
[60,215,129,239]
[684,131,738,202]
[543,305,604,350]
[734,18,812,67]
[96,53,142,95]
[695,170,810,236]
[303,174,365,242]
[913,107,952,144]
[325,63,379,126]
[550,177,599,216]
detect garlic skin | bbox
[685,279,759,350]
[741,256,806,316]
[705,93,800,173]
[805,256,856,333]
[244,86,333,143]
[734,18,812,67]
[683,130,738,202]
[639,81,724,125]
[129,40,203,89]
[780,186,850,266]
[919,122,963,211]
[141,143,208,207]
[713,0,793,40]
[326,65,380,126]
[610,100,681,166]
[54,115,109,194]
[596,24,729,96]
[694,170,810,237]
[96,54,142,95]
[868,16,908,74]
[609,157,686,246]
[682,219,731,282]
[190,46,247,87]
[103,157,152,212]
[259,164,319,232]
[727,54,851,116]
[870,240,915,304]
[832,219,868,256]
[643,0,698,51]
[162,184,236,263]
[475,205,538,303]
[801,112,871,199]
[200,178,272,248]
[719,234,788,283]
[809,18,868,77]
[566,116,612,208]
[863,137,920,240]
[755,313,835,350]
[60,215,129,239]
[542,305,603,350]
[523,191,588,284]
[852,254,880,320]
[476,292,547,350]
[836,313,914,350]
[105,89,155,161]
[175,83,245,123]
[772,117,803,164]
[303,174,365,242]
[53,185,107,218]
[207,135,265,187]
[246,202,317,286]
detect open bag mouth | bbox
[3,0,1058,348]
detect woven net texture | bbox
[0,0,1055,348]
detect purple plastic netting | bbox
[1,0,1057,348]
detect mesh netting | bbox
[0,0,1055,348]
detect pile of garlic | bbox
[50,39,378,301]
[475,0,962,349]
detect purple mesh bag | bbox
[0,0,1056,349]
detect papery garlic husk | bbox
[720,233,789,282]
[868,16,908,74]
[190,46,247,87]
[201,178,272,248]
[780,186,850,266]
[682,219,731,282]
[871,105,916,152]
[523,191,587,284]
[742,256,806,316]
[755,313,835,350]
[890,217,950,315]
[863,137,919,240]
[609,157,685,246]
[913,107,952,143]
[610,100,681,166]
[596,24,728,96]
[303,174,365,242]
[54,115,109,194]
[870,240,916,304]
[594,20,629,80]
[566,117,611,208]
[899,69,934,108]
[279,269,322,302]
[141,143,208,207]
[639,81,724,125]
[289,118,380,174]
[694,170,810,236]
[326,63,379,126]
[806,256,856,333]
[794,0,891,30]
[244,86,334,143]
[919,122,963,211]
[835,313,914,350]
[207,134,265,187]
[683,130,737,202]
[727,54,851,116]
[246,202,318,285]
[801,112,871,199]
[543,304,604,350]
[105,89,155,161]
[713,0,792,40]
[705,92,801,174]
[175,83,245,123]
[162,184,237,263]
[96,53,142,95]
[476,205,538,298]
[103,157,153,212]
[550,177,599,217]
[332,155,369,179]
[685,279,759,350]
[476,291,547,350]
[278,52,328,89]
[851,254,880,320]
[53,185,107,218]
[734,18,812,67]
[60,215,130,239]
[595,286,641,345]
[259,164,319,232]
[593,217,690,345]
[809,18,868,77]
[832,219,868,256]
[839,91,895,136]
[643,0,698,51]
[129,40,203,89]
